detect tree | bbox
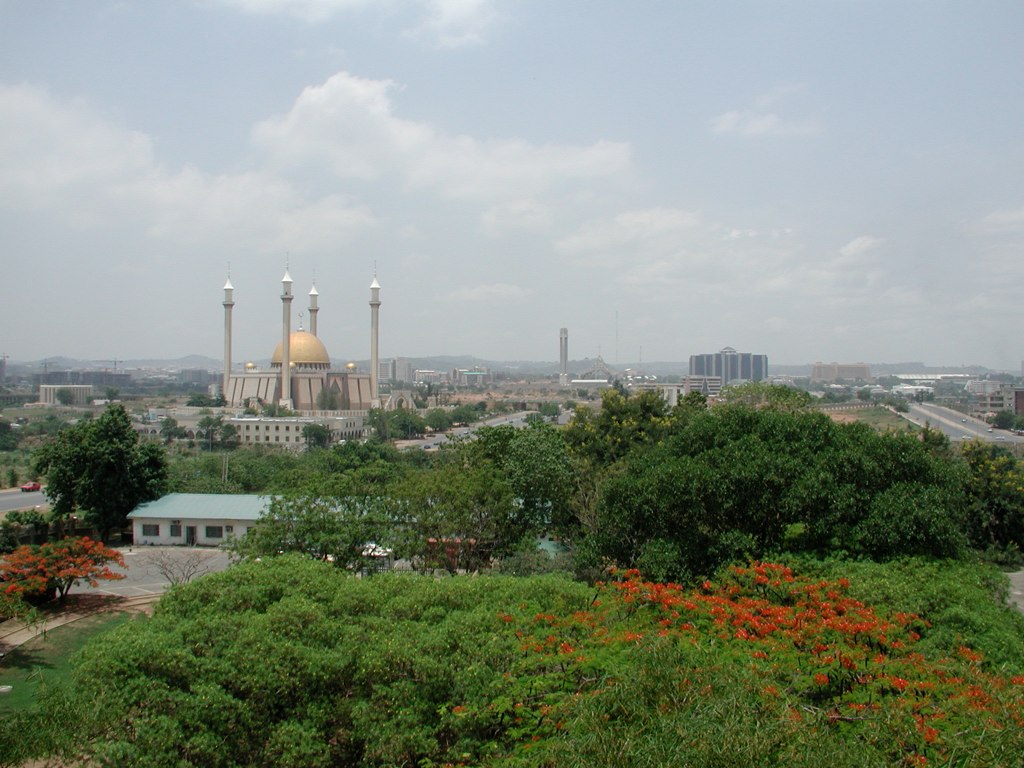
[55,388,74,406]
[234,493,398,571]
[146,549,217,586]
[991,410,1015,430]
[33,405,168,541]
[196,413,224,451]
[302,423,331,449]
[0,536,125,601]
[425,408,452,433]
[159,417,187,443]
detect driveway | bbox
[84,546,233,597]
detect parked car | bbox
[20,481,41,492]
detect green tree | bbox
[32,405,167,541]
[55,388,74,406]
[159,417,187,443]
[196,413,223,451]
[302,423,332,449]
[424,408,452,432]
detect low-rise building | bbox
[129,493,269,546]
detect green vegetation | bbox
[2,558,1022,767]
[32,404,167,540]
[7,386,1024,766]
[0,612,132,716]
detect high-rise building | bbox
[689,347,767,383]
[559,328,568,387]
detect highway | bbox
[406,411,540,450]
[0,488,47,515]
[903,402,1024,444]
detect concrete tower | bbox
[559,327,569,386]
[280,269,293,408]
[222,277,234,398]
[308,283,319,337]
[369,276,381,404]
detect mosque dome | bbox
[271,331,331,369]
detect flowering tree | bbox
[0,537,125,602]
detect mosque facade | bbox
[220,270,382,413]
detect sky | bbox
[2,1,1024,370]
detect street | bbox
[904,403,1024,444]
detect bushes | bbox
[584,407,971,579]
[7,558,1024,768]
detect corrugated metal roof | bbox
[129,493,270,521]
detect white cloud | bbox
[253,70,632,201]
[839,235,883,258]
[216,0,500,46]
[0,84,377,253]
[406,0,502,48]
[444,282,529,302]
[977,206,1024,234]
[480,199,552,235]
[554,207,701,258]
[710,86,820,137]
[214,0,378,23]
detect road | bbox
[0,488,47,515]
[903,403,1024,444]
[404,411,539,450]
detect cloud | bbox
[406,0,502,48]
[839,235,883,258]
[0,83,377,253]
[554,207,701,259]
[444,282,530,302]
[216,0,501,46]
[215,0,379,23]
[710,86,820,137]
[976,206,1024,234]
[480,199,552,235]
[253,71,632,201]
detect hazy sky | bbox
[3,1,1023,369]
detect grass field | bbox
[0,612,133,714]
[828,406,918,433]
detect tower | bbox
[222,277,234,399]
[280,269,293,408]
[559,327,569,387]
[308,283,319,337]
[369,276,381,404]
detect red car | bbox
[20,481,41,492]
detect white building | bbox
[129,493,269,546]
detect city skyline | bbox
[3,2,1023,369]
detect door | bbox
[186,526,197,545]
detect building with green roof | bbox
[128,493,270,546]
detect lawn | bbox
[830,405,918,433]
[0,611,133,715]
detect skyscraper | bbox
[689,347,767,383]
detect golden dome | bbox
[271,331,331,368]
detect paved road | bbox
[904,403,1023,444]
[404,411,539,450]
[84,546,233,597]
[0,488,47,515]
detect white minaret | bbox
[559,327,569,387]
[369,275,381,404]
[223,277,234,401]
[308,283,319,337]
[280,269,293,408]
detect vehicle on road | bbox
[20,481,41,492]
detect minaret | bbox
[559,327,569,387]
[223,277,234,400]
[369,275,381,404]
[308,283,319,337]
[280,269,293,408]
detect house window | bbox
[205,526,224,539]
[142,524,160,537]
[170,523,182,537]
[225,525,234,534]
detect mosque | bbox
[219,270,383,413]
